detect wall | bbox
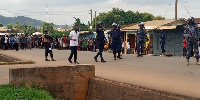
[9,65,95,100]
[87,77,198,100]
[153,29,185,56]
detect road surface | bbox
[0,49,200,98]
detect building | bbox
[0,27,11,35]
[79,31,96,39]
[122,19,188,56]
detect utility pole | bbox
[89,9,92,29]
[175,0,178,26]
[95,11,97,31]
[46,4,49,23]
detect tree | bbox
[0,23,3,27]
[154,16,165,20]
[93,8,165,28]
[73,17,89,31]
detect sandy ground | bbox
[0,49,200,98]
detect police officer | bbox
[94,21,106,62]
[137,22,146,57]
[184,17,200,66]
[160,29,166,56]
[42,30,56,61]
[110,23,123,60]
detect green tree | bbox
[0,23,3,27]
[73,17,89,31]
[154,16,165,20]
[93,8,165,28]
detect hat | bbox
[139,22,144,26]
[97,21,102,25]
[44,30,48,33]
[112,23,117,26]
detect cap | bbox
[112,23,117,26]
[44,30,48,33]
[139,22,144,26]
[97,21,102,25]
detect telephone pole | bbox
[46,4,49,23]
[175,0,178,26]
[95,11,97,31]
[89,9,92,29]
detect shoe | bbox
[45,58,50,61]
[196,59,200,65]
[74,61,79,64]
[137,54,140,57]
[94,56,98,62]
[117,56,122,59]
[68,59,73,64]
[101,57,106,63]
[186,60,189,66]
[140,54,143,57]
[114,58,117,60]
[51,58,56,61]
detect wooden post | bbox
[175,0,178,26]
[124,32,127,54]
[95,11,97,31]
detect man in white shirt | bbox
[4,35,8,50]
[68,25,80,64]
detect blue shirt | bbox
[110,29,121,42]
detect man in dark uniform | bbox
[110,23,123,60]
[160,29,166,56]
[94,21,106,62]
[42,30,56,61]
[184,17,200,66]
[137,22,146,57]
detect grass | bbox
[0,61,35,65]
[0,84,55,100]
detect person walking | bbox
[68,25,80,64]
[94,21,106,62]
[184,17,200,66]
[42,30,56,61]
[137,22,146,57]
[110,23,123,60]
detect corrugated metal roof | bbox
[158,26,177,29]
[79,31,91,34]
[122,19,175,30]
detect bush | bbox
[0,84,55,100]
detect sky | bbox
[0,0,199,25]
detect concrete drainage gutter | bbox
[9,65,200,100]
[87,77,200,100]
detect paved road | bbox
[0,49,200,98]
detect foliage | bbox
[0,23,3,27]
[73,17,89,31]
[93,8,165,28]
[0,84,55,100]
[6,23,40,34]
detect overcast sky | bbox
[0,0,199,25]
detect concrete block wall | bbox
[9,65,95,100]
[87,77,198,100]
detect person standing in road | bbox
[94,21,106,62]
[110,23,123,60]
[68,25,80,64]
[137,22,146,57]
[184,17,200,66]
[160,29,166,56]
[13,34,19,51]
[42,30,56,61]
